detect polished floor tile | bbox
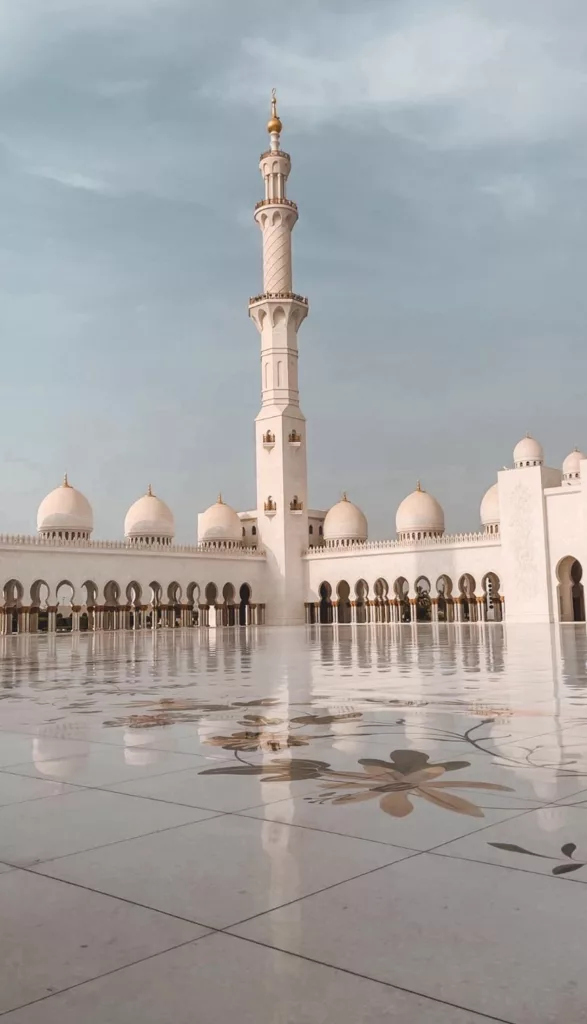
[1,624,587,1022]
[0,788,217,866]
[232,853,587,1023]
[0,771,76,807]
[35,813,412,928]
[107,761,317,811]
[0,931,497,1024]
[0,869,205,1014]
[437,803,587,881]
[3,744,211,788]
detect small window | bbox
[252,525,257,536]
[242,526,246,537]
[318,525,323,536]
[309,524,314,535]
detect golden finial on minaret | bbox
[267,88,282,135]
[217,492,224,504]
[147,483,153,497]
[416,480,422,492]
[63,472,70,488]
[342,491,348,501]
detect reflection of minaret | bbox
[249,92,309,626]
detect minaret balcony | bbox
[288,430,302,448]
[262,431,276,450]
[249,291,308,307]
[264,498,277,516]
[289,497,303,515]
[254,197,298,212]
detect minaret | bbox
[249,91,309,625]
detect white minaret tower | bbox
[249,91,309,625]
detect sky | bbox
[1,0,587,540]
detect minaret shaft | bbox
[248,94,309,625]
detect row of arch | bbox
[308,573,503,625]
[0,579,264,634]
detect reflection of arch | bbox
[319,581,333,624]
[239,583,251,626]
[354,579,369,624]
[435,575,454,622]
[337,580,351,624]
[394,577,410,623]
[458,573,477,623]
[482,572,503,622]
[414,576,431,622]
[557,556,585,622]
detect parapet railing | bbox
[249,290,308,307]
[0,535,266,557]
[303,532,500,556]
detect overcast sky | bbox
[1,0,587,540]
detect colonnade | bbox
[0,601,266,635]
[306,595,505,625]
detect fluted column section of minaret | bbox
[262,210,293,293]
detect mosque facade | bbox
[1,97,586,634]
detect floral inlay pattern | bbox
[488,841,586,876]
[200,749,513,818]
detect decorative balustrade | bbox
[264,498,277,512]
[0,534,265,557]
[249,291,308,306]
[303,532,500,557]
[254,197,298,212]
[288,430,302,444]
[259,149,290,160]
[289,497,303,512]
[263,431,275,445]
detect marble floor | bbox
[0,624,586,1022]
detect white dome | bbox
[480,482,500,527]
[199,495,242,546]
[37,475,93,536]
[513,434,543,468]
[124,486,174,542]
[323,494,368,544]
[562,448,585,483]
[396,483,444,538]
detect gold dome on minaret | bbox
[267,88,282,134]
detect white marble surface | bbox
[1,625,587,1021]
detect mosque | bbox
[1,95,586,634]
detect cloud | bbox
[29,166,112,193]
[480,174,541,218]
[204,2,587,147]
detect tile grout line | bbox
[0,934,216,1019]
[5,860,222,930]
[217,931,519,1024]
[8,811,228,870]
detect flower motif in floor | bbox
[200,748,513,817]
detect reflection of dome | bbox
[37,475,93,539]
[323,494,368,546]
[32,737,88,779]
[562,448,585,484]
[124,486,174,546]
[513,434,543,468]
[396,482,444,540]
[199,495,242,547]
[480,483,500,534]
